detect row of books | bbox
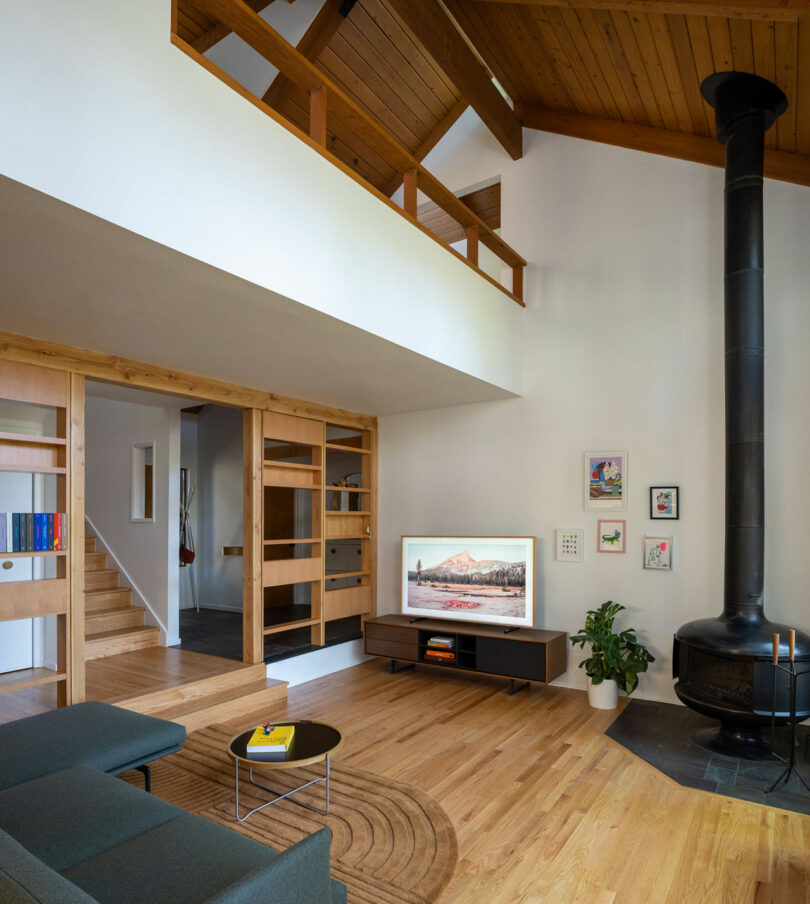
[0,514,68,552]
[425,635,456,664]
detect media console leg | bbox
[508,679,530,696]
[390,660,416,674]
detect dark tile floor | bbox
[606,699,810,815]
[176,608,362,664]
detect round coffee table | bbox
[228,721,342,822]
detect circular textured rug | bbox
[122,724,458,904]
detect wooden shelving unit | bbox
[0,359,84,707]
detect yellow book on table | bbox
[247,724,295,753]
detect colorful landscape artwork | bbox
[585,451,627,511]
[401,536,535,628]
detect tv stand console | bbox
[363,615,567,692]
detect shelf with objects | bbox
[323,423,375,627]
[0,359,83,708]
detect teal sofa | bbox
[0,703,347,904]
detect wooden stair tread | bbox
[86,625,158,642]
[86,605,145,618]
[158,677,286,719]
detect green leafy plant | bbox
[569,601,655,694]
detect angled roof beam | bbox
[515,104,810,187]
[471,0,806,22]
[385,0,523,159]
[262,0,355,109]
[190,0,279,53]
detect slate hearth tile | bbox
[716,783,766,806]
[704,762,737,785]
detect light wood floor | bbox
[222,662,810,904]
[2,658,808,902]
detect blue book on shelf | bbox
[12,514,21,552]
[34,514,43,552]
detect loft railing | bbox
[171,0,526,305]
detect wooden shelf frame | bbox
[0,360,84,706]
[173,0,526,305]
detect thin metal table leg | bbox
[234,756,332,822]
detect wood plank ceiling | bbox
[177,0,810,196]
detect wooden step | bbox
[85,588,132,611]
[85,626,159,660]
[86,606,145,635]
[115,662,268,717]
[84,552,109,572]
[85,569,120,591]
[85,535,96,553]
[149,678,288,733]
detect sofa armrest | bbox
[203,827,335,904]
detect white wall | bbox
[179,413,199,611]
[378,115,810,704]
[196,406,244,611]
[85,397,180,645]
[0,0,524,395]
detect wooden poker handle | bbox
[789,629,796,662]
[773,633,780,664]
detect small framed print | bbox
[650,486,679,520]
[643,536,672,570]
[556,529,584,562]
[585,451,627,511]
[597,519,626,554]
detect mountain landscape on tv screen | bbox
[406,548,527,619]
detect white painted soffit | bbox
[0,177,517,416]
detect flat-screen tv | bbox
[401,536,535,629]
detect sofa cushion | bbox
[62,812,280,904]
[0,702,185,791]
[0,828,97,904]
[0,766,179,872]
[204,828,338,904]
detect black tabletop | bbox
[229,721,342,764]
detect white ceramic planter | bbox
[587,677,619,710]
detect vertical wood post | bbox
[243,409,264,664]
[311,421,326,647]
[403,169,418,217]
[466,225,480,267]
[309,84,327,146]
[68,373,85,702]
[512,264,524,303]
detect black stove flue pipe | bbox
[705,72,786,623]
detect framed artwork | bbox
[556,529,584,562]
[597,519,626,553]
[401,536,535,629]
[650,486,679,520]
[643,536,672,570]
[585,451,627,511]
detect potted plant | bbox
[570,601,655,709]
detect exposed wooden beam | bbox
[515,104,810,188]
[185,0,526,271]
[385,0,523,159]
[0,330,377,429]
[471,0,804,21]
[262,0,353,109]
[190,0,278,53]
[383,98,469,198]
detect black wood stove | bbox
[673,71,810,756]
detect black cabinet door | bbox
[477,637,545,681]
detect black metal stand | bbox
[390,659,415,674]
[408,617,424,623]
[767,660,810,793]
[503,627,520,634]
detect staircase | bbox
[84,534,160,660]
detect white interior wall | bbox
[0,0,524,396]
[378,115,810,705]
[195,406,244,612]
[180,413,199,611]
[85,396,180,644]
